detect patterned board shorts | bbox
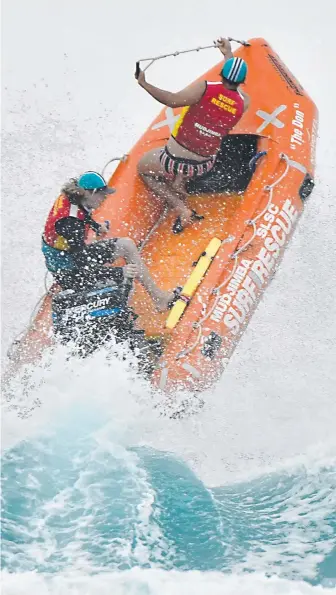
[159,146,216,179]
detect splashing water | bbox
[2,347,336,594]
[2,1,336,593]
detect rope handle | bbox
[101,154,129,178]
[136,38,250,72]
[176,153,298,360]
[228,37,250,46]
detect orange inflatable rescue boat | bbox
[9,38,318,395]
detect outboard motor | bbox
[51,279,136,355]
[51,279,163,372]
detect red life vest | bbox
[43,194,89,250]
[172,82,245,157]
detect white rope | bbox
[139,39,249,63]
[267,153,290,190]
[140,44,217,71]
[176,325,202,360]
[229,154,290,257]
[176,153,292,360]
[138,206,169,253]
[139,38,250,72]
[214,260,237,294]
[101,154,128,178]
[6,153,292,363]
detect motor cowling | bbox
[51,282,134,353]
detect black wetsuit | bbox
[48,215,123,291]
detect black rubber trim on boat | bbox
[201,332,222,359]
[249,151,267,172]
[299,173,315,202]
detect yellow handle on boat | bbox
[165,237,222,330]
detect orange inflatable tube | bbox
[8,38,318,394]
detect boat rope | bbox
[6,271,54,359]
[137,38,250,73]
[28,275,52,327]
[138,206,169,253]
[176,152,294,360]
[101,154,129,178]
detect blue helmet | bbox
[221,57,247,84]
[78,171,115,194]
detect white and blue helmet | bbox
[221,57,247,84]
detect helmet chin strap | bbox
[82,190,107,212]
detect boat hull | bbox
[7,38,318,394]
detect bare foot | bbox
[153,290,176,313]
[179,208,193,228]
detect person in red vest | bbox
[42,171,174,311]
[136,38,250,233]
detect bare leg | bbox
[114,238,174,312]
[142,175,193,226]
[137,149,194,225]
[171,173,188,194]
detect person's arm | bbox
[55,213,103,249]
[56,214,106,251]
[216,37,250,112]
[216,37,234,61]
[82,209,102,233]
[137,71,206,108]
[239,88,250,112]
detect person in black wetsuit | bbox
[42,171,174,311]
